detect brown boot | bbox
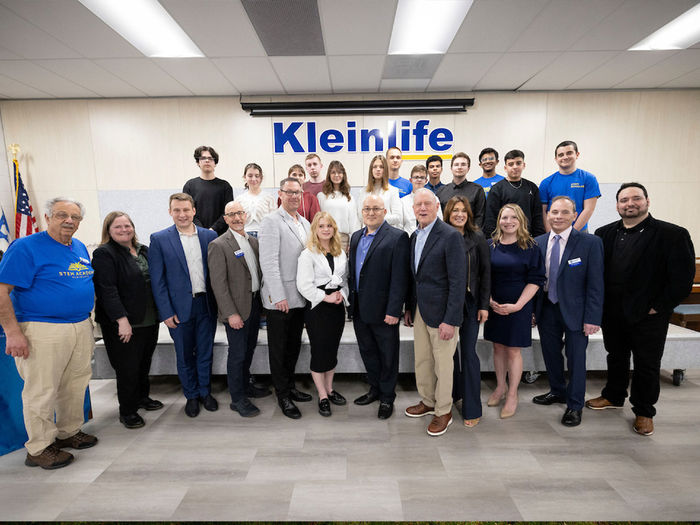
[25,444,74,470]
[585,396,623,410]
[54,430,98,450]
[404,401,435,418]
[427,414,453,436]
[633,416,654,436]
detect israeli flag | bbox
[0,206,10,253]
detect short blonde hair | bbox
[307,211,342,257]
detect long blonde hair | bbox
[307,211,342,257]
[365,155,389,193]
[491,203,534,249]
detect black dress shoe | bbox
[353,391,379,406]
[378,402,394,419]
[138,397,164,411]
[185,398,200,417]
[230,398,260,418]
[327,390,347,406]
[247,383,272,399]
[279,397,301,419]
[290,388,312,402]
[119,413,145,429]
[532,392,567,405]
[199,394,219,412]
[318,398,332,417]
[562,408,582,427]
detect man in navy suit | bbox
[149,193,218,418]
[349,194,410,419]
[404,189,466,436]
[533,195,604,427]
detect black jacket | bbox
[463,229,491,311]
[92,240,155,326]
[595,214,695,323]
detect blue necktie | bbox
[548,234,561,304]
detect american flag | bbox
[13,159,39,238]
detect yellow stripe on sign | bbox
[402,154,453,161]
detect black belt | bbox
[193,292,206,298]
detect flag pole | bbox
[8,144,20,240]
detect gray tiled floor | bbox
[1,369,700,521]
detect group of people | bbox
[0,141,695,471]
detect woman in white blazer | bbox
[316,160,360,252]
[296,212,349,417]
[356,155,403,228]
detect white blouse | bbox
[317,191,361,236]
[236,190,277,232]
[356,185,403,228]
[296,249,349,310]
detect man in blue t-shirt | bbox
[386,147,412,198]
[473,147,505,197]
[539,140,601,231]
[0,198,97,470]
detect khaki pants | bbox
[413,307,458,416]
[15,319,94,455]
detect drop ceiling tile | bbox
[0,60,97,97]
[519,51,619,90]
[379,78,430,92]
[474,52,559,90]
[161,0,266,57]
[449,0,549,53]
[153,58,238,95]
[93,58,192,96]
[568,51,675,89]
[328,55,383,92]
[34,59,145,97]
[0,72,53,98]
[616,49,700,88]
[382,54,443,79]
[213,57,284,94]
[270,56,331,93]
[319,0,394,55]
[661,66,700,88]
[428,53,501,91]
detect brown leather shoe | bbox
[54,431,98,450]
[404,401,435,418]
[427,414,453,436]
[25,444,74,470]
[633,416,654,436]
[585,396,623,410]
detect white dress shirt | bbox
[179,228,206,294]
[231,229,260,292]
[544,225,573,291]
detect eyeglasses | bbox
[411,176,427,181]
[224,211,246,218]
[198,156,215,163]
[362,207,384,214]
[53,211,83,222]
[480,156,496,162]
[280,190,302,196]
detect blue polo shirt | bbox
[473,174,505,196]
[389,177,413,199]
[0,231,94,323]
[539,168,601,228]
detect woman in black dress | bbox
[444,196,490,427]
[483,204,545,419]
[296,212,349,417]
[92,212,162,429]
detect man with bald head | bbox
[208,201,268,418]
[349,195,410,419]
[405,188,466,436]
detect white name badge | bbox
[568,257,582,266]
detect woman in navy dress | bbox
[484,204,545,419]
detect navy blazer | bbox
[148,224,217,323]
[407,218,466,328]
[535,228,604,331]
[348,221,410,324]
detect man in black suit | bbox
[349,195,410,419]
[586,183,695,436]
[404,189,466,436]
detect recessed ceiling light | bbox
[389,0,473,55]
[629,2,700,50]
[78,0,204,57]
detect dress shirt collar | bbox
[416,216,438,235]
[550,225,573,244]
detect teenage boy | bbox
[473,148,504,197]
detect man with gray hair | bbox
[0,197,97,469]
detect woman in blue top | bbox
[484,204,545,419]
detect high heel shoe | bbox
[487,392,505,407]
[500,398,518,419]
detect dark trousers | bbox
[225,294,262,403]
[102,322,159,416]
[353,315,400,403]
[601,311,670,418]
[265,306,305,399]
[169,294,216,400]
[453,295,482,419]
[537,299,588,410]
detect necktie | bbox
[548,234,561,304]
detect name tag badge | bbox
[234,249,245,258]
[568,257,582,267]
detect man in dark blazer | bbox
[533,196,604,427]
[149,193,218,418]
[208,201,268,418]
[349,194,410,419]
[404,188,466,436]
[586,182,695,436]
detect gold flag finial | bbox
[8,143,20,160]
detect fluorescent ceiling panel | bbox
[77,0,204,57]
[630,2,700,50]
[389,0,473,55]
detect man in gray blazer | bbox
[259,177,312,419]
[208,201,268,418]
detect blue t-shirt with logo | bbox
[539,168,601,228]
[473,174,505,196]
[0,231,94,323]
[389,177,413,198]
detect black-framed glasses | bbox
[224,211,246,218]
[280,190,302,196]
[198,156,215,162]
